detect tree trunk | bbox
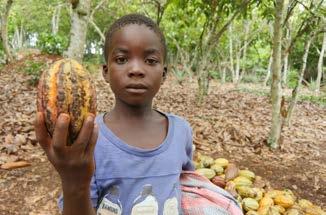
[235,52,240,84]
[264,51,273,86]
[268,0,285,149]
[316,31,326,92]
[282,27,291,85]
[229,24,235,83]
[195,0,252,103]
[65,0,91,62]
[282,52,289,85]
[52,5,62,35]
[221,66,226,84]
[11,25,25,50]
[196,58,210,104]
[240,20,250,81]
[1,0,14,63]
[285,35,314,126]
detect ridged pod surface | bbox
[37,59,96,145]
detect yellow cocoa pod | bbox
[246,211,259,215]
[233,176,253,187]
[214,158,229,167]
[200,155,214,168]
[242,198,259,211]
[220,174,225,179]
[237,186,257,198]
[304,206,326,215]
[268,206,281,215]
[265,190,284,199]
[257,197,274,215]
[273,205,286,214]
[257,206,270,215]
[239,169,256,181]
[284,189,296,201]
[253,188,264,201]
[195,168,216,179]
[284,208,304,215]
[297,199,313,209]
[193,161,203,169]
[274,194,295,209]
[210,164,224,175]
[237,195,243,209]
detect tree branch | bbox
[89,18,105,43]
[89,0,108,19]
[283,0,298,27]
[211,0,253,45]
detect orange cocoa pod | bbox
[37,59,96,145]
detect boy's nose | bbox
[128,60,145,78]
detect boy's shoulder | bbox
[165,112,191,129]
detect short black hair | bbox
[103,13,167,63]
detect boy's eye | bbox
[115,57,128,64]
[145,58,159,65]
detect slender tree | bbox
[0,0,14,63]
[268,0,285,149]
[285,33,315,125]
[316,29,326,93]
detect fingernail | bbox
[60,113,70,121]
[87,115,94,122]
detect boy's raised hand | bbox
[34,112,98,188]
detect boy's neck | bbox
[109,101,156,121]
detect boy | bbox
[35,14,194,215]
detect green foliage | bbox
[298,94,326,107]
[237,87,269,97]
[37,33,68,55]
[287,69,299,89]
[172,68,187,85]
[209,70,220,80]
[23,60,45,86]
[0,49,5,65]
[241,73,261,84]
[238,87,326,107]
[307,80,319,91]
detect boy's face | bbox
[103,24,165,107]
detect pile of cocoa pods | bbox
[194,154,325,215]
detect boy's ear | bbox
[102,64,110,83]
[162,66,167,81]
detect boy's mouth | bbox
[125,83,148,93]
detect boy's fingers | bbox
[74,114,95,149]
[52,113,70,154]
[34,112,51,152]
[86,123,98,155]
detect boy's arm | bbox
[34,112,98,215]
[62,185,96,215]
[183,123,195,171]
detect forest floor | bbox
[0,54,325,215]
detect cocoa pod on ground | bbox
[211,176,226,188]
[37,58,96,145]
[225,163,239,181]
